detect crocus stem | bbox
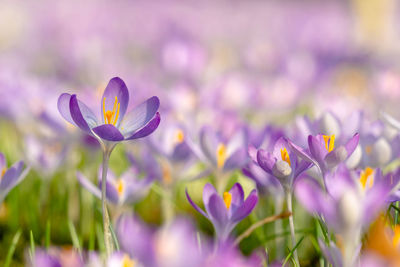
[286,190,300,266]
[101,145,115,258]
[162,187,174,223]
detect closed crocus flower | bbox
[256,137,311,190]
[57,77,160,144]
[0,153,30,203]
[186,182,258,241]
[77,167,154,206]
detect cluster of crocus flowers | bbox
[186,182,258,241]
[296,164,400,267]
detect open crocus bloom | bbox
[0,153,30,203]
[186,182,258,240]
[289,133,359,174]
[58,77,160,142]
[77,167,154,206]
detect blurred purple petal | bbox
[57,93,75,126]
[231,189,258,222]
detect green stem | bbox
[286,190,300,266]
[101,145,115,258]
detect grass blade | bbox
[29,230,35,261]
[109,224,120,251]
[4,229,22,267]
[283,235,305,267]
[68,220,82,257]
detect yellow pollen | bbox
[116,180,124,196]
[323,134,335,152]
[121,254,135,267]
[359,167,374,190]
[216,143,227,169]
[393,225,400,248]
[103,97,120,125]
[1,168,6,178]
[280,148,291,166]
[365,145,372,155]
[223,192,232,210]
[175,130,185,144]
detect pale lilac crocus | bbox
[0,153,30,204]
[186,182,258,241]
[289,133,359,178]
[296,164,400,267]
[77,167,154,206]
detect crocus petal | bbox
[229,183,245,208]
[272,137,289,160]
[0,161,29,198]
[0,153,6,172]
[256,149,276,174]
[223,148,248,171]
[199,126,218,164]
[92,124,124,141]
[208,194,229,226]
[101,77,129,126]
[308,135,327,165]
[185,188,208,218]
[344,133,360,155]
[76,171,101,199]
[69,94,98,133]
[295,177,334,221]
[231,189,258,222]
[203,183,218,208]
[294,160,312,179]
[124,112,160,140]
[120,96,160,136]
[226,130,247,158]
[381,111,400,131]
[57,93,76,125]
[98,180,120,204]
[288,139,315,164]
[248,145,258,163]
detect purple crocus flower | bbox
[191,126,248,174]
[57,77,160,143]
[296,164,400,267]
[256,137,311,190]
[77,167,154,206]
[186,182,258,241]
[116,213,204,267]
[289,133,359,176]
[0,153,30,203]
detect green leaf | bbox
[282,236,305,266]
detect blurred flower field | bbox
[1,0,400,266]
